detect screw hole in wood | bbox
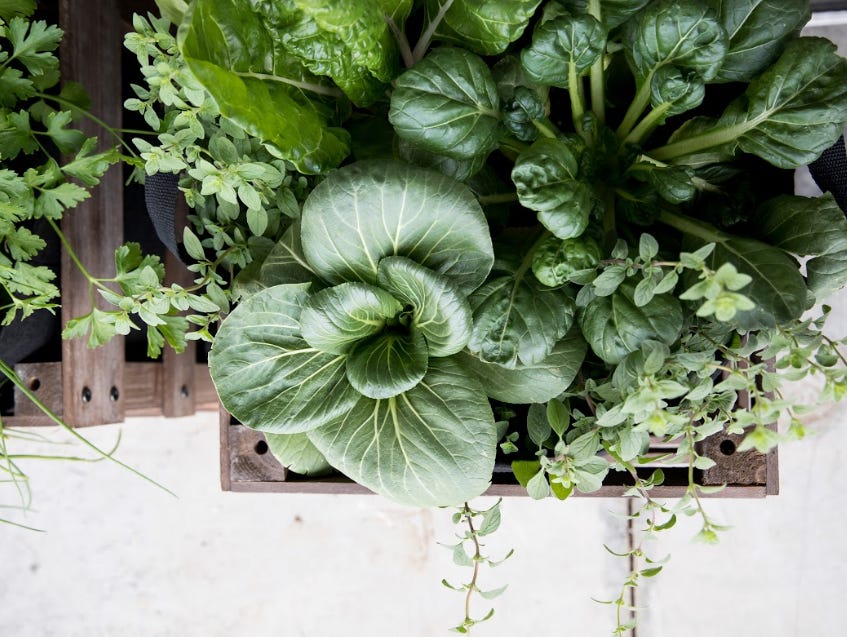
[254,440,268,455]
[109,386,120,402]
[28,378,40,391]
[719,439,736,456]
[81,386,92,403]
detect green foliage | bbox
[521,13,606,88]
[425,0,541,56]
[441,499,512,633]
[264,432,333,477]
[210,161,496,506]
[0,12,126,331]
[389,47,500,161]
[707,0,809,83]
[177,0,351,174]
[300,160,493,293]
[125,1,847,633]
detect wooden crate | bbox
[5,0,216,426]
[219,409,779,498]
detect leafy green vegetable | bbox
[469,272,575,368]
[511,138,594,240]
[389,47,500,161]
[520,13,606,88]
[707,0,809,83]
[308,357,496,506]
[300,160,493,294]
[209,283,360,434]
[178,0,351,173]
[578,282,683,364]
[265,432,334,476]
[346,329,429,399]
[756,194,847,300]
[299,282,401,355]
[377,256,473,357]
[425,0,542,56]
[460,328,587,403]
[259,0,398,106]
[652,38,847,169]
[623,0,728,86]
[532,235,601,287]
[660,210,808,329]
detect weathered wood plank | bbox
[59,0,125,426]
[8,363,216,426]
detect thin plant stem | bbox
[34,92,138,157]
[412,0,455,62]
[587,0,605,124]
[0,360,176,497]
[463,503,481,627]
[386,16,414,68]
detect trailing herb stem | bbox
[463,502,482,627]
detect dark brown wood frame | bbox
[219,408,779,498]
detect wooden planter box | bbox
[6,0,216,427]
[47,1,779,494]
[219,401,779,499]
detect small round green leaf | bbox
[345,330,429,399]
[521,14,606,87]
[377,256,472,357]
[389,47,500,160]
[300,282,402,354]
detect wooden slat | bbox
[59,0,125,427]
[162,251,196,417]
[12,362,63,418]
[221,418,774,499]
[7,363,216,426]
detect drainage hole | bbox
[28,378,40,391]
[254,440,269,455]
[719,439,736,456]
[81,386,92,403]
[109,386,120,402]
